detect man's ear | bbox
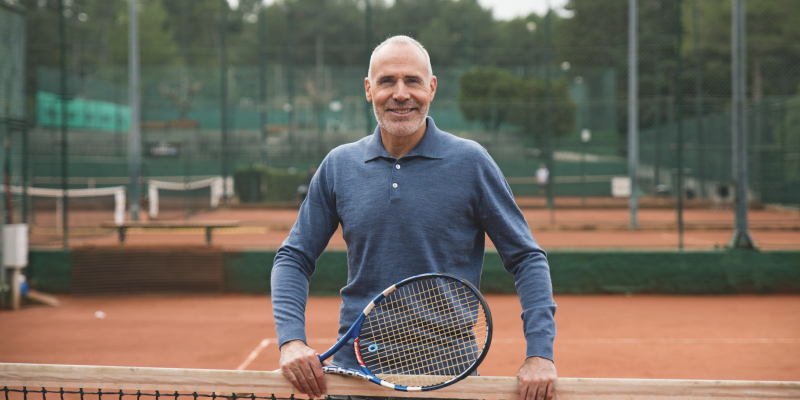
[364,77,373,103]
[429,76,437,102]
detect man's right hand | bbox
[279,340,328,399]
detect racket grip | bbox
[321,366,371,381]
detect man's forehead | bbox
[371,43,428,75]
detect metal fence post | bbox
[628,0,639,229]
[728,0,756,249]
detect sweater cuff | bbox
[277,329,308,350]
[525,335,554,363]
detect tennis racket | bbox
[318,273,492,392]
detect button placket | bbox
[390,162,401,200]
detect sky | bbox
[231,0,571,20]
[477,0,570,20]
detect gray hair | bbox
[367,35,433,80]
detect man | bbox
[272,35,557,400]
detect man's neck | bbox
[379,120,428,159]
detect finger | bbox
[280,367,308,397]
[544,380,556,400]
[287,365,314,397]
[310,358,328,395]
[534,380,546,400]
[516,383,528,400]
[297,362,323,398]
[527,382,540,400]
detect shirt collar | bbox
[363,116,445,162]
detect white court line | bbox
[236,338,338,371]
[237,339,272,371]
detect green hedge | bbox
[219,250,800,295]
[25,249,800,296]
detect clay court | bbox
[1,294,799,382]
[8,198,800,384]
[26,199,800,250]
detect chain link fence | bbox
[11,0,800,248]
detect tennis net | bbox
[1,364,798,400]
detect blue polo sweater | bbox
[271,117,556,369]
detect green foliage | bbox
[106,0,178,66]
[458,66,519,131]
[458,66,576,139]
[509,78,576,139]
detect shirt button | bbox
[392,183,398,188]
[395,164,401,169]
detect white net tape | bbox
[148,177,225,219]
[1,186,126,224]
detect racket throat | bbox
[354,337,368,367]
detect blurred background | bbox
[1,0,799,249]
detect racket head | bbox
[355,273,493,391]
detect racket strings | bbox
[369,280,486,385]
[361,283,486,370]
[362,293,484,377]
[358,277,489,388]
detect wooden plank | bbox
[1,364,799,399]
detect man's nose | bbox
[392,81,411,101]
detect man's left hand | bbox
[516,356,557,400]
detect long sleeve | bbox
[475,149,557,361]
[271,158,341,349]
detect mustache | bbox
[384,99,421,110]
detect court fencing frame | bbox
[0,1,28,309]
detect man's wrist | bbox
[280,339,308,351]
[525,356,554,364]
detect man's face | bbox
[365,43,437,137]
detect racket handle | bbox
[321,366,371,381]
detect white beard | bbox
[373,99,428,137]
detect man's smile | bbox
[387,108,416,116]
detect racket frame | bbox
[318,273,493,392]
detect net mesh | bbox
[358,276,490,389]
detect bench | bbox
[101,220,240,244]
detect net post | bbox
[41,387,46,400]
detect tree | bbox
[507,77,576,142]
[458,66,576,142]
[458,66,520,131]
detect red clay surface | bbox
[1,294,798,381]
[27,200,800,250]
